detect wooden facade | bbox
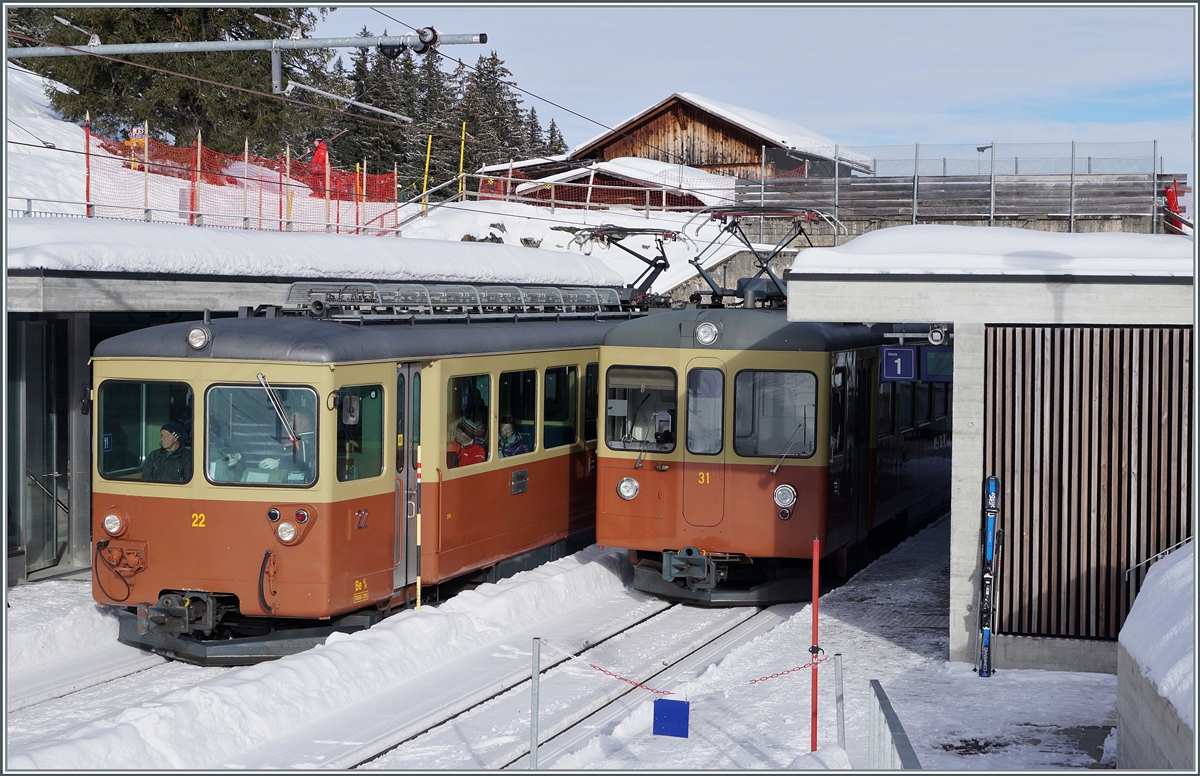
[574,96,814,179]
[984,325,1193,640]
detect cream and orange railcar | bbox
[595,307,952,605]
[90,285,627,664]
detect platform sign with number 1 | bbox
[881,346,916,381]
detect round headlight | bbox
[695,321,719,346]
[617,477,640,500]
[277,521,297,542]
[102,513,123,535]
[186,326,209,350]
[773,484,797,509]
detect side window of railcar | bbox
[583,363,599,443]
[499,370,537,458]
[933,383,948,420]
[915,382,932,426]
[830,367,847,455]
[877,381,895,439]
[544,366,578,449]
[337,385,384,482]
[605,366,676,452]
[206,384,317,486]
[98,381,193,482]
[897,382,914,431]
[411,373,421,470]
[733,371,817,459]
[447,375,491,469]
[686,368,724,455]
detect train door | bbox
[394,363,422,591]
[848,356,874,542]
[682,359,725,527]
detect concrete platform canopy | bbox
[784,224,1194,672]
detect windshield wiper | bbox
[770,407,809,474]
[257,373,297,442]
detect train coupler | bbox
[662,546,721,591]
[137,592,217,636]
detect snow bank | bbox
[7,216,625,287]
[5,580,121,675]
[6,547,632,770]
[787,744,853,769]
[515,157,738,207]
[1118,542,1194,731]
[790,223,1195,277]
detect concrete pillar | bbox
[948,321,986,664]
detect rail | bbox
[868,679,921,769]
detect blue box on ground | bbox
[653,698,689,738]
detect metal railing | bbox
[868,679,921,769]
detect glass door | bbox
[394,363,422,591]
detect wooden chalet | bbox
[569,92,872,179]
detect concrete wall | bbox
[785,277,1193,669]
[1116,642,1194,769]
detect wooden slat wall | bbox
[733,173,1187,219]
[984,326,1192,639]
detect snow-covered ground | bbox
[6,517,1125,770]
[4,62,748,295]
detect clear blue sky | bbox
[315,4,1195,174]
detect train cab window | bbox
[337,385,384,482]
[544,366,578,449]
[499,370,537,458]
[734,371,817,459]
[877,381,895,439]
[686,368,724,455]
[897,382,914,431]
[584,363,599,443]
[206,384,317,486]
[98,380,193,482]
[447,375,490,469]
[915,382,932,426]
[605,366,676,452]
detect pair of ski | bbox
[978,475,1002,677]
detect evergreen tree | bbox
[523,106,545,158]
[6,7,331,156]
[545,118,568,155]
[457,51,524,175]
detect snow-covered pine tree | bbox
[523,107,546,158]
[545,118,568,155]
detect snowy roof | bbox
[514,157,738,208]
[571,92,873,173]
[6,217,626,288]
[476,154,569,174]
[1119,542,1194,731]
[788,224,1195,278]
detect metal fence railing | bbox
[868,679,921,769]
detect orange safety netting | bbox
[86,129,403,235]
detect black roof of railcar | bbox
[93,316,626,364]
[602,308,884,352]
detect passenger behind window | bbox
[499,417,530,457]
[143,420,192,483]
[448,417,488,468]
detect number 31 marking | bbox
[697,471,710,485]
[191,513,206,528]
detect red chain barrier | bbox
[748,655,829,685]
[584,662,675,696]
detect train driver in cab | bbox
[142,420,192,482]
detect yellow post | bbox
[142,120,150,220]
[421,134,433,213]
[285,143,293,231]
[458,121,466,194]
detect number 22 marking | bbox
[191,513,206,528]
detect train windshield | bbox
[734,370,817,459]
[206,385,318,486]
[605,366,676,452]
[97,380,194,482]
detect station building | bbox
[784,224,1194,672]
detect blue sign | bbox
[881,346,917,381]
[652,698,690,738]
[102,433,113,453]
[921,346,954,383]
